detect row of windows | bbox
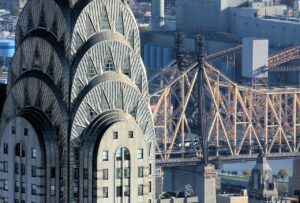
[73,185,146,198]
[98,183,151,198]
[74,166,145,180]
[11,126,28,136]
[102,149,143,161]
[0,162,55,178]
[3,143,37,158]
[1,180,55,196]
[112,131,134,139]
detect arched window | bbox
[115,148,130,161]
[15,143,25,157]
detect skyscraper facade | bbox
[0,0,155,202]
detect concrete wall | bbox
[242,38,268,78]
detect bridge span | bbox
[150,47,300,164]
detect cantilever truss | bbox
[151,61,300,161]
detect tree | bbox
[242,168,252,177]
[278,168,289,180]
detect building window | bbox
[116,148,130,161]
[149,181,152,192]
[51,167,56,178]
[74,168,79,179]
[137,149,143,159]
[11,126,16,134]
[104,50,115,71]
[113,131,118,139]
[4,180,8,191]
[24,128,28,136]
[21,182,25,193]
[138,166,144,178]
[128,31,134,48]
[116,13,124,35]
[116,186,122,197]
[128,131,133,138]
[1,161,8,172]
[21,164,25,175]
[32,148,37,158]
[102,169,108,180]
[15,163,19,174]
[16,144,25,157]
[15,181,20,192]
[149,164,152,175]
[83,186,88,197]
[124,167,130,179]
[116,168,122,179]
[83,168,88,179]
[74,147,80,160]
[14,199,19,203]
[89,107,96,119]
[102,150,108,161]
[3,143,8,154]
[32,184,37,195]
[51,185,55,196]
[100,7,110,30]
[124,185,130,197]
[138,184,143,196]
[32,166,37,177]
[116,148,122,160]
[73,186,79,197]
[102,187,108,198]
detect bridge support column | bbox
[197,164,217,203]
[292,159,300,199]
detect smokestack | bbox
[150,0,165,31]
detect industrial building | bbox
[0,0,155,202]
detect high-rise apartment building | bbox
[0,0,155,202]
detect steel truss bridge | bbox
[150,44,300,167]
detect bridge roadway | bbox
[156,152,300,167]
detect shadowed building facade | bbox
[0,0,155,202]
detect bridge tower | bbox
[196,35,217,203]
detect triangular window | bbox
[116,13,124,35]
[50,15,58,35]
[128,31,134,48]
[33,48,41,69]
[100,7,110,30]
[86,15,95,38]
[88,57,97,79]
[104,49,115,72]
[122,56,131,78]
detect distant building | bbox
[248,153,291,203]
[175,0,300,46]
[0,0,27,10]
